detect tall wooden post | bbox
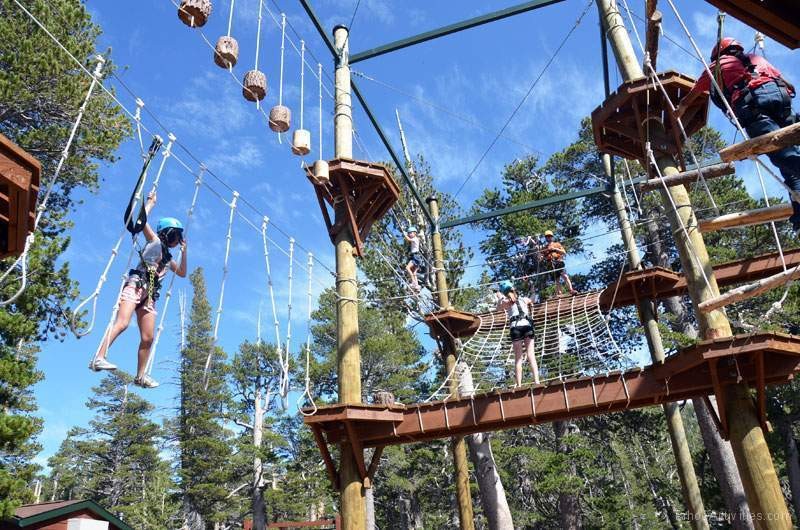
[597,1,791,527]
[605,155,709,529]
[333,24,365,530]
[427,196,476,530]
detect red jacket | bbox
[687,53,790,104]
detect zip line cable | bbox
[452,0,595,200]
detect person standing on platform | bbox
[541,230,577,296]
[675,37,800,232]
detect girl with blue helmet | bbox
[404,226,423,292]
[496,280,540,387]
[90,191,188,389]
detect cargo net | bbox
[427,291,634,401]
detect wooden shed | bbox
[0,500,133,530]
[0,133,40,259]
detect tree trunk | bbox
[460,363,514,530]
[783,425,800,521]
[694,397,754,530]
[644,205,753,529]
[365,486,376,530]
[182,498,204,530]
[554,421,582,529]
[252,387,267,530]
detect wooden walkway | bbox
[304,333,800,487]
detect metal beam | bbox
[350,0,567,64]
[297,0,435,228]
[440,184,613,229]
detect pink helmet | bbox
[711,37,743,61]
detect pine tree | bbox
[43,372,177,529]
[0,0,130,515]
[178,268,235,529]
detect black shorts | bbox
[409,253,423,268]
[510,324,534,342]
[548,259,565,271]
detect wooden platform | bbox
[0,134,40,258]
[306,158,400,257]
[304,333,800,470]
[705,1,800,49]
[591,71,708,167]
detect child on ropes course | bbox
[541,230,577,296]
[404,226,423,292]
[675,37,800,232]
[89,191,187,389]
[496,280,540,387]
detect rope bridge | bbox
[428,291,633,401]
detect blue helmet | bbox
[157,217,183,233]
[498,280,514,294]
[407,226,418,234]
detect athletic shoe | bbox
[134,374,160,389]
[88,358,117,371]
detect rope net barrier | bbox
[427,290,633,402]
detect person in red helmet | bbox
[675,37,800,232]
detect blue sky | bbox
[24,0,800,466]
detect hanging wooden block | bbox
[311,159,329,186]
[178,0,212,28]
[242,70,267,102]
[214,36,239,69]
[291,129,311,156]
[269,104,291,133]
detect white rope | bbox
[282,237,295,401]
[298,252,318,415]
[260,217,287,400]
[0,57,104,306]
[226,0,235,37]
[253,0,264,109]
[134,99,145,156]
[278,13,286,106]
[145,167,203,375]
[203,190,239,386]
[318,62,323,156]
[299,40,305,130]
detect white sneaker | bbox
[134,374,159,389]
[88,358,117,371]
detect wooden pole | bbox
[638,162,735,192]
[605,154,709,529]
[698,203,792,233]
[699,263,800,313]
[597,1,791,526]
[333,24,365,530]
[719,121,800,162]
[427,196,476,530]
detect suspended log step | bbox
[718,121,800,163]
[639,162,735,192]
[303,333,800,448]
[698,203,792,233]
[698,264,800,313]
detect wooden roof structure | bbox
[704,0,800,50]
[304,333,800,489]
[1,500,133,530]
[0,133,40,259]
[591,71,708,168]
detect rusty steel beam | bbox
[305,333,800,448]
